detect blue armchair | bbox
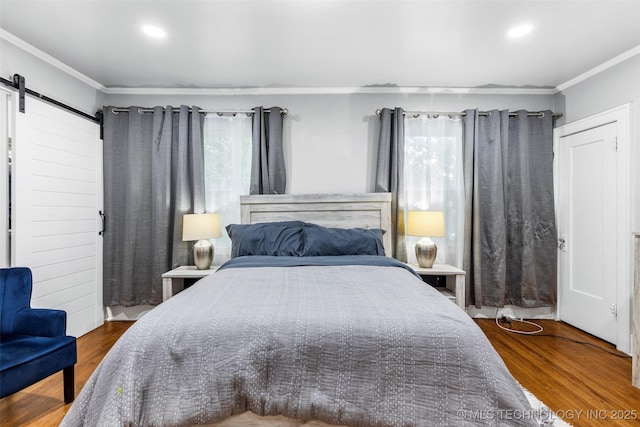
[0,267,77,403]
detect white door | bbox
[558,122,617,343]
[12,95,103,337]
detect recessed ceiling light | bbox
[507,24,534,39]
[141,25,167,39]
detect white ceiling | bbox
[1,0,639,91]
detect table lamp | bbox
[182,213,222,270]
[407,210,445,268]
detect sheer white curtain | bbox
[404,115,464,267]
[203,113,252,264]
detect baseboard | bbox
[467,305,556,320]
[104,305,154,321]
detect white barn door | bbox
[12,95,103,337]
[0,89,10,268]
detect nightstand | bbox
[162,265,220,301]
[405,263,466,310]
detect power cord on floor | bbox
[495,313,543,335]
[494,309,631,359]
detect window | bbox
[203,113,252,264]
[404,115,464,267]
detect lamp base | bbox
[193,239,214,270]
[415,237,437,268]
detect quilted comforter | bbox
[62,256,535,426]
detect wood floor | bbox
[0,321,133,426]
[476,319,640,427]
[1,319,639,426]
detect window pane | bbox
[404,116,464,267]
[203,114,252,264]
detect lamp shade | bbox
[182,213,222,241]
[406,211,445,237]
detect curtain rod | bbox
[110,107,288,116]
[1,75,101,124]
[375,109,562,119]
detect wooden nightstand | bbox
[405,263,466,310]
[162,265,220,301]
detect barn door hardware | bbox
[99,211,106,236]
[13,74,25,113]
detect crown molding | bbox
[103,85,557,96]
[0,29,106,92]
[556,44,640,92]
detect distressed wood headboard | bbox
[240,193,392,256]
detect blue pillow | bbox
[301,223,386,256]
[226,221,305,258]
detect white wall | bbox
[106,92,555,195]
[553,54,640,233]
[0,38,105,115]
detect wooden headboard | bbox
[240,193,392,256]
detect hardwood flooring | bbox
[0,321,133,426]
[476,319,640,427]
[1,319,639,426]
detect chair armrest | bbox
[13,308,67,337]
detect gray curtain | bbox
[462,109,557,308]
[250,106,286,194]
[103,105,205,306]
[375,107,407,261]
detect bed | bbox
[62,193,538,427]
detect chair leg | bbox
[63,365,75,404]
